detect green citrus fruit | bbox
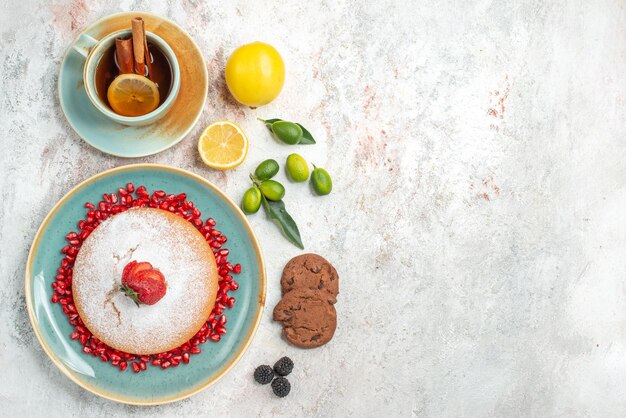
[254,159,280,180]
[241,187,262,213]
[259,180,286,201]
[286,153,309,182]
[271,121,302,145]
[310,166,332,195]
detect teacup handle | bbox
[73,34,99,58]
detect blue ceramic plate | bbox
[25,165,266,404]
[58,12,208,158]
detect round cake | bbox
[73,207,218,355]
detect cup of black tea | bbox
[73,28,180,126]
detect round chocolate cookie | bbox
[281,253,339,297]
[273,288,337,348]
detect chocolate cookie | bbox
[273,288,337,348]
[281,253,339,297]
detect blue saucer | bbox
[58,12,208,158]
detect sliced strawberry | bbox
[121,260,136,284]
[128,261,153,278]
[134,268,165,284]
[120,263,167,306]
[133,275,167,305]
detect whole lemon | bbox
[225,42,285,107]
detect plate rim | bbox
[25,163,266,405]
[58,11,208,158]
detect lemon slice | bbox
[107,74,160,117]
[198,121,249,170]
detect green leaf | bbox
[296,123,316,144]
[120,285,141,307]
[262,196,304,249]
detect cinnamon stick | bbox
[115,38,134,74]
[140,20,154,79]
[132,17,153,78]
[131,17,146,76]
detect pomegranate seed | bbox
[127,183,135,193]
[161,361,171,369]
[119,361,128,371]
[103,193,111,203]
[139,362,147,370]
[83,347,92,354]
[234,264,241,274]
[100,354,108,362]
[218,315,227,326]
[182,352,190,364]
[84,202,95,209]
[70,331,79,340]
[206,218,216,226]
[190,347,201,354]
[152,359,162,366]
[132,362,140,373]
[227,297,235,308]
[51,294,59,303]
[216,326,227,335]
[230,281,239,291]
[209,334,221,342]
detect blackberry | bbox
[271,377,291,397]
[273,356,294,376]
[254,365,274,385]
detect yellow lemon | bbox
[198,121,249,170]
[225,42,285,107]
[107,74,160,116]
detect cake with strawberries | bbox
[72,207,218,355]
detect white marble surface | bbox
[1,0,626,416]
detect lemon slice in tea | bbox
[107,74,160,117]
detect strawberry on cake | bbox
[72,207,218,355]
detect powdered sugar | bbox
[73,208,217,354]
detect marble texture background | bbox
[1,0,625,416]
